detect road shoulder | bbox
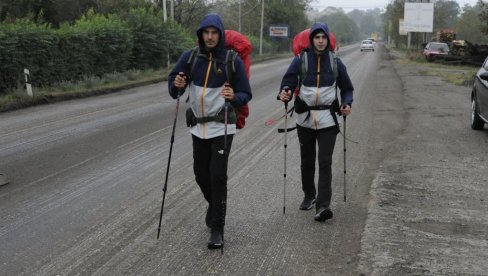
[358,48,488,275]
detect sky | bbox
[309,0,481,13]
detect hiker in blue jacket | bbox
[278,22,354,222]
[168,13,252,249]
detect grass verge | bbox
[0,53,288,113]
[393,48,477,87]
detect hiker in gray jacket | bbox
[279,22,353,221]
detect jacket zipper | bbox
[201,53,213,138]
[313,55,321,129]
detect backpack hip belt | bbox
[294,97,341,129]
[186,106,237,127]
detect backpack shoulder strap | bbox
[329,50,341,108]
[186,46,199,80]
[225,49,237,84]
[329,51,338,80]
[298,50,308,86]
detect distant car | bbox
[366,38,377,47]
[423,42,449,62]
[471,56,488,130]
[360,40,374,52]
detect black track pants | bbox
[297,125,338,210]
[192,134,233,229]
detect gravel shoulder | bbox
[358,48,488,275]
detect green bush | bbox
[0,8,194,95]
[0,21,59,94]
[73,11,133,77]
[123,8,193,69]
[248,34,273,56]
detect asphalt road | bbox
[1,44,487,275]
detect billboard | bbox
[269,26,289,37]
[404,2,434,33]
[399,19,407,35]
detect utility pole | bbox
[162,0,167,22]
[259,0,264,56]
[170,0,174,21]
[238,0,242,32]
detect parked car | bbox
[471,56,488,130]
[423,42,449,61]
[360,40,374,52]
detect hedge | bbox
[0,8,193,95]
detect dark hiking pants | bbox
[297,125,338,211]
[192,134,233,229]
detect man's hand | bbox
[340,104,351,116]
[174,72,186,89]
[220,83,234,101]
[279,89,292,102]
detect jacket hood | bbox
[309,22,330,52]
[196,13,225,52]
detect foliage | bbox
[454,4,486,43]
[209,0,310,39]
[173,0,211,33]
[380,0,488,48]
[382,0,407,47]
[0,0,152,27]
[0,20,59,93]
[480,0,488,35]
[264,0,310,37]
[0,0,331,95]
[247,34,273,55]
[0,8,193,95]
[211,0,262,36]
[70,11,133,77]
[347,8,383,39]
[122,7,192,69]
[433,0,460,30]
[318,11,360,43]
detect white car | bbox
[360,40,374,52]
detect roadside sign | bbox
[269,26,288,37]
[404,2,434,33]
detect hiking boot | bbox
[299,197,316,210]
[314,207,333,222]
[207,228,223,249]
[205,207,211,228]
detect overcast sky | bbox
[309,0,481,12]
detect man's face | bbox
[202,27,219,49]
[313,32,328,52]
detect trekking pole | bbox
[282,86,290,214]
[157,73,185,239]
[221,83,231,254]
[343,116,347,202]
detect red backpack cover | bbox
[224,30,251,129]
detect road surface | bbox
[1,44,487,275]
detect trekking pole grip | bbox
[177,72,186,96]
[283,86,290,105]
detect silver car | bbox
[471,56,488,130]
[360,40,374,52]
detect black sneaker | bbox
[299,197,316,210]
[314,207,333,222]
[207,228,223,249]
